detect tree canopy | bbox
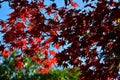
[0,0,120,79]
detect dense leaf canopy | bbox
[0,0,120,79]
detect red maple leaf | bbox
[2,49,10,57]
[38,67,49,74]
[54,43,60,49]
[71,1,79,8]
[50,57,57,65]
[15,60,23,69]
[49,50,56,56]
[54,13,59,21]
[43,37,53,45]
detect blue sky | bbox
[0,2,13,20]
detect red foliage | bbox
[2,49,10,57]
[14,55,23,69]
[15,60,23,69]
[38,67,50,74]
[0,0,120,79]
[32,56,44,65]
[49,50,56,56]
[71,1,79,8]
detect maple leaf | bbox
[71,1,79,8]
[43,37,53,45]
[54,43,60,49]
[32,56,37,61]
[46,7,52,15]
[41,49,48,56]
[50,57,57,65]
[22,40,27,49]
[34,37,41,42]
[38,66,50,74]
[54,13,59,21]
[50,30,58,36]
[2,49,10,57]
[44,61,52,68]
[49,50,56,56]
[38,2,45,8]
[21,17,26,22]
[32,56,42,65]
[38,68,47,74]
[0,21,7,32]
[15,60,23,69]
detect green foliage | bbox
[41,67,81,80]
[0,51,81,80]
